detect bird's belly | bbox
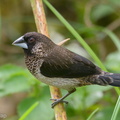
[35,72,81,90]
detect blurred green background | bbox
[0,0,120,120]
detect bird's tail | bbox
[92,73,120,87]
[106,73,120,87]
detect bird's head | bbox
[12,32,55,57]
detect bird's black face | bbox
[12,32,41,55]
[12,32,55,56]
[23,32,37,51]
[13,32,39,48]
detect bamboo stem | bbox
[30,0,67,120]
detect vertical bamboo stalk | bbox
[30,0,67,120]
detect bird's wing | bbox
[40,46,101,78]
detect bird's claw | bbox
[50,98,68,108]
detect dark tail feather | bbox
[106,74,120,87]
[96,73,120,87]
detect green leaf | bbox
[109,0,120,6]
[86,85,112,93]
[0,64,24,80]
[0,64,37,97]
[105,52,120,72]
[1,75,31,96]
[103,29,120,52]
[111,96,120,120]
[87,108,99,120]
[92,4,114,21]
[94,106,120,120]
[19,101,39,120]
[68,85,112,110]
[18,87,54,120]
[18,97,39,117]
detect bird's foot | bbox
[50,98,68,108]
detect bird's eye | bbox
[28,37,35,43]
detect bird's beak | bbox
[12,36,28,49]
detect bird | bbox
[12,32,120,108]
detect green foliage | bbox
[103,29,120,52]
[66,86,113,120]
[87,108,99,120]
[19,101,39,120]
[105,52,120,73]
[0,64,36,97]
[111,96,120,120]
[92,4,114,22]
[18,94,54,120]
[109,0,120,6]
[93,106,120,120]
[0,64,54,120]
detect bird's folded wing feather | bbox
[40,46,101,78]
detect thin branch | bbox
[30,0,67,120]
[58,38,70,46]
